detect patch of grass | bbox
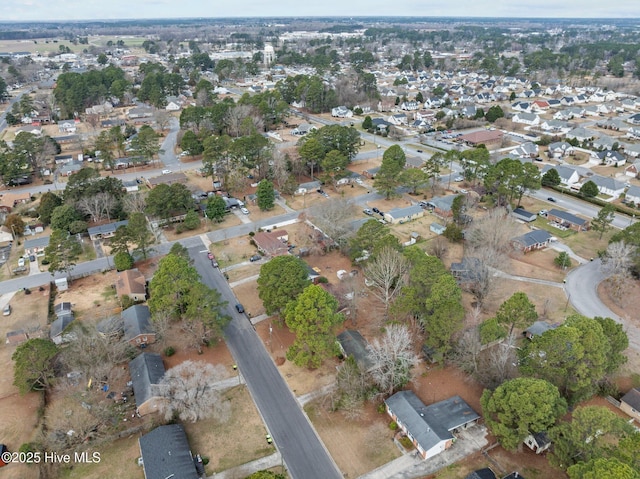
[563,228,613,259]
[60,434,141,479]
[531,217,575,238]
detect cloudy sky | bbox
[0,0,637,22]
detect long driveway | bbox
[187,244,342,479]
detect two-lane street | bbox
[188,244,342,479]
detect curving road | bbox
[564,259,640,352]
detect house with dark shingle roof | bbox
[385,391,480,459]
[138,424,199,479]
[87,220,128,241]
[619,387,640,423]
[337,330,374,371]
[547,209,589,232]
[511,229,553,253]
[122,305,155,347]
[129,352,165,416]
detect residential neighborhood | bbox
[0,12,640,479]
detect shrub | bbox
[164,346,176,357]
[377,403,386,414]
[248,231,255,237]
[399,435,414,450]
[120,295,135,310]
[317,276,329,284]
[389,421,398,430]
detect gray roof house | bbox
[122,305,155,346]
[337,330,374,371]
[385,391,480,460]
[129,352,165,416]
[523,321,558,340]
[87,220,128,240]
[619,387,640,423]
[625,185,640,205]
[547,209,590,232]
[24,235,50,255]
[384,205,424,224]
[50,312,75,345]
[541,165,580,186]
[512,229,553,253]
[138,424,199,479]
[589,175,626,198]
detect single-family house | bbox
[592,135,617,151]
[127,105,154,120]
[138,424,200,479]
[145,172,188,188]
[566,127,597,143]
[129,352,165,416]
[510,142,538,159]
[384,205,424,224]
[619,387,640,423]
[400,101,421,111]
[88,220,129,241]
[54,302,72,317]
[539,119,571,134]
[450,257,484,285]
[337,330,374,371]
[388,113,408,126]
[465,469,497,479]
[58,161,83,177]
[331,106,353,118]
[524,432,552,454]
[541,165,580,186]
[547,141,575,158]
[512,229,553,253]
[122,179,140,193]
[122,305,155,347]
[57,119,77,133]
[50,311,75,345]
[512,112,540,126]
[291,123,317,136]
[595,150,626,167]
[426,195,457,218]
[511,208,537,223]
[253,229,289,257]
[0,192,31,213]
[385,391,480,460]
[589,175,626,198]
[24,236,50,256]
[523,321,558,340]
[547,209,590,232]
[115,269,147,302]
[363,166,380,179]
[624,143,640,159]
[624,185,640,206]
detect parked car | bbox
[235,303,245,314]
[417,149,423,153]
[377,210,385,217]
[363,208,373,216]
[240,207,250,215]
[539,209,548,217]
[372,207,380,214]
[454,176,464,182]
[29,255,35,262]
[162,169,172,175]
[355,178,365,185]
[3,304,11,316]
[547,197,557,203]
[17,258,25,268]
[249,254,262,262]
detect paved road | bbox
[565,259,640,351]
[187,244,342,479]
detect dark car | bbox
[378,210,385,217]
[547,197,557,203]
[417,149,423,153]
[235,303,245,314]
[372,207,380,214]
[249,254,262,262]
[211,259,219,268]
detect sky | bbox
[0,0,638,22]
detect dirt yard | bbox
[56,271,122,322]
[0,287,49,479]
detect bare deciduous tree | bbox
[451,327,483,376]
[366,324,419,396]
[606,272,631,307]
[77,192,117,223]
[332,357,371,419]
[466,209,519,256]
[601,241,635,277]
[224,104,253,137]
[155,110,172,132]
[310,198,356,249]
[429,236,448,260]
[477,335,517,389]
[158,361,231,423]
[364,245,409,318]
[122,191,148,214]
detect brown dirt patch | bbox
[56,272,122,321]
[505,249,567,282]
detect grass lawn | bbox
[531,217,576,239]
[60,434,143,479]
[184,385,272,474]
[563,228,614,259]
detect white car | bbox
[17,258,25,268]
[162,169,172,175]
[454,176,464,182]
[240,207,250,215]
